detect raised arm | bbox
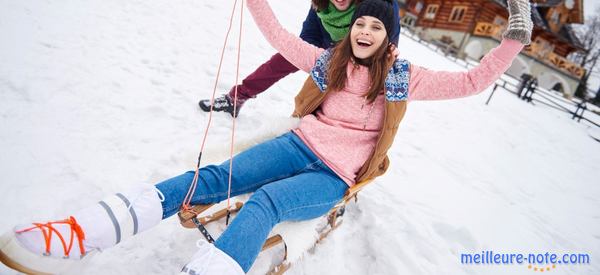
[408,0,532,101]
[247,0,324,73]
[408,39,523,101]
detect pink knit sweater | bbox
[247,0,524,186]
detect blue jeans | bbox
[155,132,348,272]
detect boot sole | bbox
[0,249,51,275]
[198,101,212,112]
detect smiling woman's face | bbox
[350,15,387,59]
[330,0,353,11]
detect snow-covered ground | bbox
[1,1,599,274]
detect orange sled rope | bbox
[180,0,245,230]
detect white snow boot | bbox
[179,240,244,275]
[0,184,164,274]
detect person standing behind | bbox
[198,0,400,117]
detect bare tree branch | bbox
[574,7,600,100]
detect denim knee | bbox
[243,188,280,227]
[193,164,231,203]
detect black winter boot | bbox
[198,94,245,118]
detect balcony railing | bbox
[523,47,586,79]
[473,22,503,40]
[474,22,584,79]
[547,52,585,78]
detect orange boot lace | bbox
[16,216,86,258]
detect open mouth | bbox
[356,39,373,48]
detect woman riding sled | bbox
[0,0,532,274]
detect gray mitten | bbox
[503,0,533,45]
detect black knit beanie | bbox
[350,0,395,39]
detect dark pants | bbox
[228,53,299,101]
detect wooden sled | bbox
[177,180,372,274]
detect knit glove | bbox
[503,0,533,45]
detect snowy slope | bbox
[1,1,599,274]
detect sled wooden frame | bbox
[177,179,372,274]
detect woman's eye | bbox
[372,25,382,31]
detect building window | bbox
[550,10,560,25]
[402,14,417,28]
[424,4,439,20]
[531,36,554,58]
[449,6,468,23]
[415,1,424,13]
[493,16,507,27]
[493,16,508,33]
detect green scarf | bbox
[316,2,356,42]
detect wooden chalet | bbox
[397,0,585,96]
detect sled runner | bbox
[177,179,372,274]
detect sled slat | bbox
[199,202,244,224]
[343,180,372,203]
[178,204,213,222]
[268,262,291,275]
[262,234,284,251]
[178,202,244,228]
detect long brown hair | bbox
[326,32,393,103]
[311,0,363,12]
